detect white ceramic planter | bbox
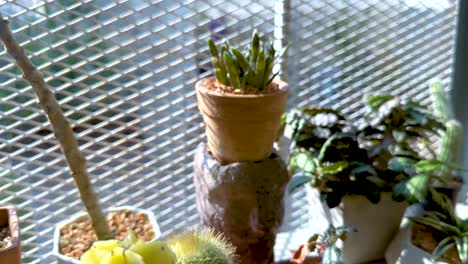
[52,206,161,264]
[305,187,407,264]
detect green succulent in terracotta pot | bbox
[196,31,289,164]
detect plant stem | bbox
[0,17,113,240]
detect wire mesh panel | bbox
[288,0,458,116]
[0,0,459,263]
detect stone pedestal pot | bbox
[0,205,21,264]
[193,143,290,264]
[305,187,407,263]
[195,78,288,164]
[52,206,160,264]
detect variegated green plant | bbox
[410,194,468,264]
[291,225,356,264]
[208,31,287,91]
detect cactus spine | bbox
[430,79,452,120]
[207,31,283,91]
[166,228,237,264]
[439,119,463,166]
[430,79,463,179]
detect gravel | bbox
[0,226,12,249]
[59,209,156,260]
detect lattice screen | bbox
[0,0,459,262]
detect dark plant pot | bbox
[0,205,21,264]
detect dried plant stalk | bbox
[0,18,112,240]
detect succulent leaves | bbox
[208,31,284,91]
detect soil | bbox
[411,222,462,264]
[201,78,281,95]
[59,209,156,260]
[0,226,12,249]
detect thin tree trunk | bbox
[0,17,112,240]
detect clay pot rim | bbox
[0,205,20,253]
[196,77,289,98]
[52,206,161,264]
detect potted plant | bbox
[0,205,21,264]
[196,31,289,164]
[80,228,237,264]
[0,18,160,263]
[283,94,446,263]
[53,206,160,264]
[290,225,355,264]
[429,79,464,202]
[386,193,467,264]
[385,80,466,264]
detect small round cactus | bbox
[80,231,177,264]
[166,228,237,264]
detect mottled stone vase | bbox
[193,143,290,264]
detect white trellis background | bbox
[0,0,459,262]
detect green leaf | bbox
[388,157,415,173]
[415,160,444,173]
[456,236,468,263]
[365,94,395,112]
[415,159,468,173]
[265,72,278,87]
[287,174,313,194]
[256,50,266,89]
[231,48,250,71]
[318,134,338,162]
[411,216,461,234]
[307,233,320,243]
[264,56,274,86]
[251,31,260,68]
[290,152,316,172]
[320,161,349,175]
[307,234,320,251]
[392,175,429,204]
[350,162,376,175]
[208,39,219,58]
[431,192,459,226]
[432,236,455,261]
[322,244,342,264]
[405,175,430,203]
[224,52,241,89]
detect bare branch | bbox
[0,17,112,240]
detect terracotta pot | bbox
[52,206,161,264]
[196,78,289,164]
[0,205,21,264]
